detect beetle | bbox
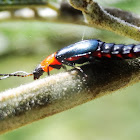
[0,39,140,80]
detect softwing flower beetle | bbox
[0,39,140,80]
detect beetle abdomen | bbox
[56,39,140,66]
[92,41,140,59]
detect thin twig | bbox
[1,0,140,34]
[69,0,140,41]
[60,2,140,27]
[105,7,140,27]
[0,59,139,134]
[0,0,47,10]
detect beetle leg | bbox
[47,65,50,76]
[72,66,87,77]
[49,65,62,69]
[61,65,67,71]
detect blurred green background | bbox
[0,0,140,140]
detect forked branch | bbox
[68,0,140,41]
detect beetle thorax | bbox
[40,52,62,72]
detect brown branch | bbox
[105,7,140,27]
[68,0,140,41]
[0,58,140,134]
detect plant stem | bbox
[0,59,139,134]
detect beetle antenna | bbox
[0,71,33,80]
